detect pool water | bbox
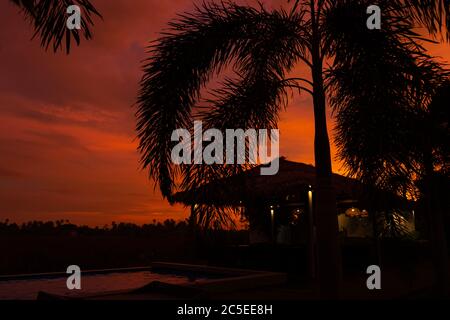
[0,270,207,300]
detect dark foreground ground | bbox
[1,229,445,299]
[0,226,252,275]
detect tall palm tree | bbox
[418,83,450,296]
[136,0,450,297]
[10,0,101,53]
[330,20,450,295]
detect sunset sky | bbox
[0,0,449,226]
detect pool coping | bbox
[29,262,287,300]
[151,262,287,294]
[0,266,152,282]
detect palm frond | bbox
[136,2,306,202]
[11,0,101,53]
[177,73,289,228]
[377,210,413,238]
[190,204,242,230]
[326,0,448,199]
[398,0,450,40]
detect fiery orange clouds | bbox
[0,0,448,225]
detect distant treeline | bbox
[0,219,191,236]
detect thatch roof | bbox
[172,158,362,206]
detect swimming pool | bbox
[0,263,287,300]
[0,267,210,300]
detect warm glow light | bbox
[345,207,363,217]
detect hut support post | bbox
[307,190,316,280]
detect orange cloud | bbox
[0,0,448,226]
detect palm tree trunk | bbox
[189,205,202,259]
[424,153,450,297]
[367,185,382,266]
[310,1,342,298]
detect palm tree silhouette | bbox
[10,0,101,53]
[331,28,450,296]
[420,83,450,297]
[136,0,450,297]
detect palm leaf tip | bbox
[11,0,101,53]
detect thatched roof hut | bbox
[173,158,414,241]
[173,158,363,208]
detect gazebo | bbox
[173,157,413,243]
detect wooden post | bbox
[307,188,316,280]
